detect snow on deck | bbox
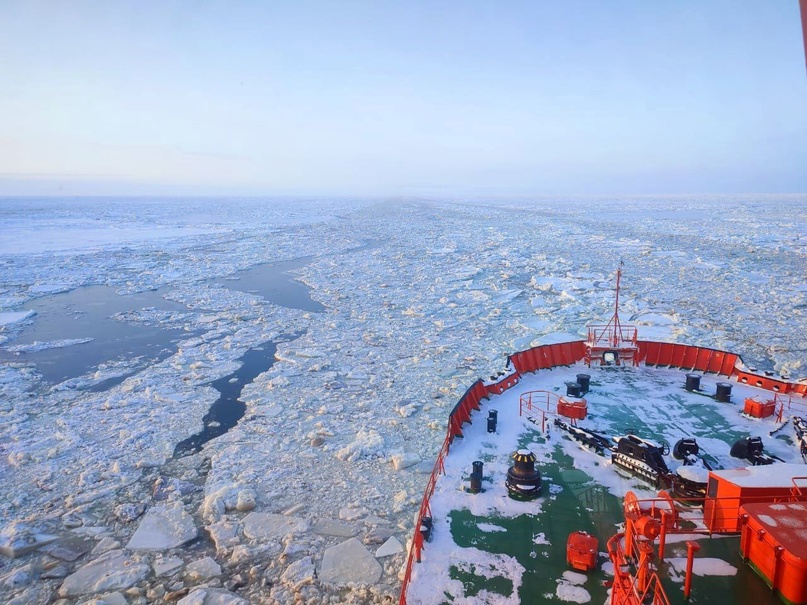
[407,363,805,604]
[711,464,807,488]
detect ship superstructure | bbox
[399,270,807,605]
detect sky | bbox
[1,0,805,197]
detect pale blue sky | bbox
[1,1,805,196]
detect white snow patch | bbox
[335,429,384,462]
[667,557,737,579]
[6,337,94,352]
[477,523,507,533]
[758,514,778,527]
[562,571,588,585]
[556,580,591,603]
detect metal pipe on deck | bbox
[684,541,701,599]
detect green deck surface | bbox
[443,427,792,604]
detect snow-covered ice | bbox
[0,196,805,604]
[125,504,198,550]
[0,310,35,326]
[319,537,383,585]
[57,549,150,597]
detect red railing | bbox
[519,390,560,415]
[638,340,806,397]
[588,324,639,348]
[608,532,672,605]
[610,487,807,604]
[519,390,587,428]
[791,476,807,499]
[398,339,807,604]
[398,369,521,605]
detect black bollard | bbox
[566,382,582,397]
[469,472,482,494]
[505,449,542,500]
[420,516,433,542]
[487,410,498,433]
[715,382,732,403]
[685,374,701,392]
[576,373,591,393]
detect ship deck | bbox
[405,362,807,605]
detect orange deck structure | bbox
[704,465,807,533]
[399,266,807,605]
[557,396,588,420]
[567,531,598,571]
[744,397,777,418]
[740,502,807,605]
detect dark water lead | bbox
[0,285,198,387]
[216,240,384,313]
[173,334,298,457]
[218,257,325,313]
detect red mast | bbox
[801,0,807,75]
[585,264,637,367]
[612,265,622,347]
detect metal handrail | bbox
[587,324,638,346]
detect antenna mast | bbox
[585,262,637,367]
[612,263,623,346]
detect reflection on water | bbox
[0,286,193,386]
[217,257,325,313]
[0,258,326,388]
[1,244,382,391]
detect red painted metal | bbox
[704,471,807,534]
[642,341,660,365]
[521,389,588,423]
[558,397,588,420]
[607,531,672,605]
[567,531,598,571]
[735,371,792,394]
[636,341,742,377]
[635,340,807,399]
[606,487,807,605]
[681,345,698,369]
[655,342,674,366]
[740,502,807,605]
[586,267,640,367]
[400,331,806,604]
[658,510,670,561]
[707,350,725,374]
[695,347,713,372]
[800,0,807,75]
[683,541,701,599]
[508,341,587,374]
[744,396,776,418]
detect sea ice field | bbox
[0,196,805,605]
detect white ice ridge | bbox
[6,338,94,353]
[0,310,35,326]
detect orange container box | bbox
[567,531,598,571]
[740,502,807,604]
[744,397,776,418]
[558,397,587,421]
[704,465,807,533]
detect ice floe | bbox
[0,196,805,604]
